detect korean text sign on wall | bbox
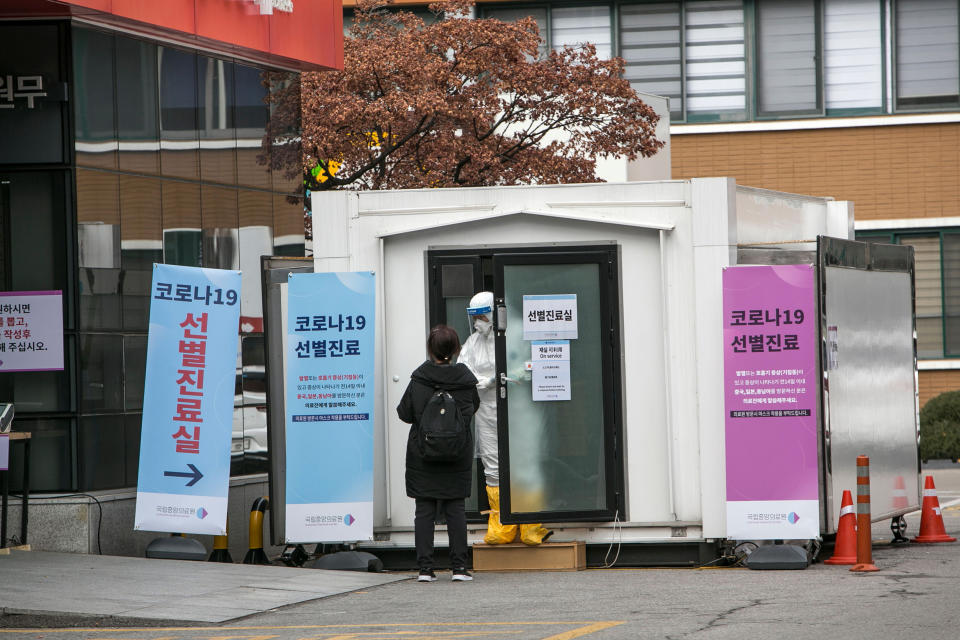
[522,294,578,340]
[722,264,820,540]
[285,272,375,543]
[0,291,63,372]
[134,264,241,536]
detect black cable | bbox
[9,492,103,555]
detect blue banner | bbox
[134,264,241,535]
[285,272,375,543]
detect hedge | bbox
[919,390,960,461]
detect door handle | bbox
[500,372,508,385]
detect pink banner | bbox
[722,265,819,539]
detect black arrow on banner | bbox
[164,463,203,487]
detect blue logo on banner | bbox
[285,272,375,508]
[136,264,241,500]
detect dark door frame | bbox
[427,244,624,525]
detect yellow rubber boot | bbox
[484,485,518,545]
[519,523,552,546]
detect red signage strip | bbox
[25,0,342,72]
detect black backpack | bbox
[418,387,470,461]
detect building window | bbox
[343,6,441,36]
[480,6,550,58]
[684,0,747,120]
[756,0,884,117]
[618,0,884,121]
[68,25,304,491]
[618,0,747,122]
[858,230,960,359]
[382,0,960,123]
[824,0,883,113]
[756,0,819,116]
[619,2,682,118]
[552,6,612,59]
[894,0,960,110]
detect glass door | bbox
[426,254,486,518]
[494,249,622,523]
[428,255,483,348]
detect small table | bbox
[0,431,31,548]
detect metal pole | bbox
[851,455,879,572]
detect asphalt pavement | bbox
[1,467,959,640]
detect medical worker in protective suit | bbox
[458,291,551,546]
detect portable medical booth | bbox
[265,178,919,567]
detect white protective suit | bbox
[458,292,551,546]
[458,292,499,486]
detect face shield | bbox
[466,291,494,334]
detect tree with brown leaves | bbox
[266,0,663,192]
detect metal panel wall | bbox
[261,256,313,545]
[822,265,920,530]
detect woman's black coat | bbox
[397,360,480,500]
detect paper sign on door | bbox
[522,294,577,340]
[531,340,570,401]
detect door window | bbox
[428,246,622,524]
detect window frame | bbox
[617,1,686,122]
[856,228,960,359]
[890,0,960,113]
[823,0,888,117]
[356,0,960,124]
[752,0,824,119]
[479,1,618,57]
[681,0,750,123]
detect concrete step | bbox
[472,541,585,572]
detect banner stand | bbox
[745,542,811,570]
[134,264,242,538]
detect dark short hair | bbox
[427,325,461,362]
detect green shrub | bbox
[919,390,960,461]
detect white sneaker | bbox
[451,568,473,581]
[417,569,437,582]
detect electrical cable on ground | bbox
[600,509,623,568]
[694,540,758,568]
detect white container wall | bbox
[311,179,852,549]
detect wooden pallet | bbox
[472,541,585,572]
[0,544,31,555]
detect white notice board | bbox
[522,294,577,340]
[531,340,570,401]
[0,291,64,372]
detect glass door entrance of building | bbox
[427,246,622,524]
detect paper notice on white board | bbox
[522,295,577,340]
[531,340,570,401]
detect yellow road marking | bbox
[0,622,618,633]
[0,622,625,639]
[541,622,625,640]
[295,632,503,639]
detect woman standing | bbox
[397,325,480,582]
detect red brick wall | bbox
[672,123,960,222]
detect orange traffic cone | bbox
[913,475,956,543]
[892,476,908,510]
[824,489,857,565]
